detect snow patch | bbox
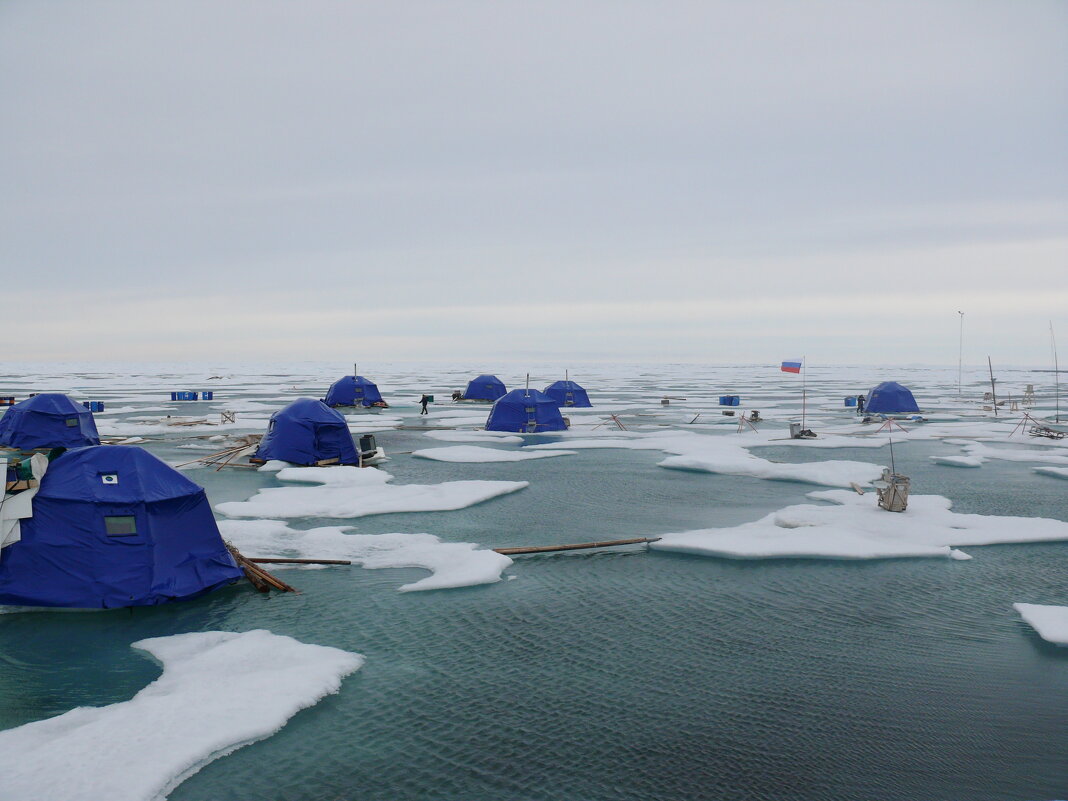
[1034,466,1068,480]
[216,466,527,519]
[528,431,885,487]
[412,446,577,463]
[653,489,1068,561]
[424,430,523,444]
[219,520,512,591]
[0,630,362,801]
[1013,603,1068,645]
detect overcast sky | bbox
[2,1,1065,365]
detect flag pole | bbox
[801,356,807,430]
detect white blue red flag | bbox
[781,359,802,373]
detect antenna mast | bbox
[987,356,998,418]
[957,311,963,396]
[1052,322,1061,423]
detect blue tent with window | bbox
[543,380,592,408]
[254,398,359,465]
[0,393,100,450]
[323,375,386,408]
[0,446,243,608]
[865,381,920,414]
[463,375,507,401]
[486,389,568,433]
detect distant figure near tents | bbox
[253,398,360,466]
[856,394,866,414]
[456,375,507,402]
[0,446,243,608]
[543,379,592,408]
[486,388,568,433]
[419,395,430,415]
[0,394,100,450]
[865,382,919,415]
[324,375,388,408]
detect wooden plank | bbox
[494,537,659,555]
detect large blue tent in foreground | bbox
[865,381,920,414]
[462,375,507,401]
[0,446,243,608]
[486,389,568,433]
[544,379,592,408]
[0,393,100,450]
[323,375,386,407]
[254,398,360,466]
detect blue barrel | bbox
[844,396,857,407]
[172,391,198,401]
[201,391,214,400]
[719,395,740,406]
[82,401,105,412]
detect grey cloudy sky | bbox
[2,1,1065,365]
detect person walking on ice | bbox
[419,394,430,415]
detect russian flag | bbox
[781,359,802,373]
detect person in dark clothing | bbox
[419,395,430,415]
[856,394,866,414]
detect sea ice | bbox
[652,489,1068,561]
[529,431,885,487]
[1013,603,1068,645]
[215,466,528,519]
[423,430,524,444]
[412,446,577,463]
[0,630,362,801]
[930,440,1068,468]
[1035,466,1068,480]
[219,520,513,591]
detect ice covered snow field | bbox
[2,361,1068,800]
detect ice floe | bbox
[652,489,1068,561]
[219,520,512,591]
[215,466,527,519]
[1035,466,1068,480]
[1013,603,1068,645]
[423,430,524,444]
[0,630,362,801]
[931,440,1068,468]
[412,446,577,463]
[530,431,885,487]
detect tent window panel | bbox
[104,516,138,536]
[65,418,78,427]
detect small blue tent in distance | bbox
[323,375,386,408]
[486,388,568,433]
[543,379,592,408]
[0,446,243,608]
[865,381,920,415]
[463,375,507,402]
[0,393,100,450]
[254,398,359,466]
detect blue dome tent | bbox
[0,393,100,450]
[324,375,387,408]
[865,381,920,415]
[254,398,360,466]
[486,388,568,433]
[462,375,507,402]
[0,446,243,608]
[543,379,592,408]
